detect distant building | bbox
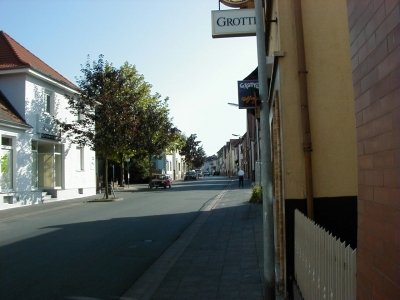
[152,149,187,180]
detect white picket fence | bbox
[294,210,356,300]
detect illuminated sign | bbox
[237,80,259,109]
[211,9,256,38]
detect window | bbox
[32,141,38,189]
[1,137,13,191]
[44,91,52,114]
[77,146,84,171]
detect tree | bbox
[59,55,144,198]
[179,134,206,169]
[134,93,179,175]
[110,62,153,186]
[59,55,180,194]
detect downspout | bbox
[293,0,314,219]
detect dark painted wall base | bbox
[284,196,357,298]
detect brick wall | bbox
[347,0,400,299]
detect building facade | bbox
[346,1,400,298]
[0,31,96,209]
[262,0,358,296]
[152,149,187,180]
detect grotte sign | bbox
[211,9,256,38]
[237,80,259,109]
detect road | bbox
[0,176,231,300]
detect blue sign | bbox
[237,80,259,109]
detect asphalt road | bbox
[0,176,231,300]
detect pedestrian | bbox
[238,168,245,188]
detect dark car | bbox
[184,171,197,181]
[149,174,172,189]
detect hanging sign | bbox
[211,9,256,38]
[237,80,259,109]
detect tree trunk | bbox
[119,157,125,187]
[104,158,109,199]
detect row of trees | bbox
[59,55,205,197]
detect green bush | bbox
[250,184,262,203]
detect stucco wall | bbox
[271,0,357,199]
[0,74,26,116]
[301,0,357,197]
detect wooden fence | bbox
[294,210,356,300]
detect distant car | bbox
[149,174,172,189]
[203,171,210,176]
[195,169,203,178]
[184,171,197,180]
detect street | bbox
[0,177,231,300]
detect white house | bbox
[152,149,187,180]
[0,31,96,209]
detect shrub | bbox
[250,184,262,203]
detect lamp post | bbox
[255,0,275,298]
[228,101,260,183]
[232,133,242,173]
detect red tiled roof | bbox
[0,90,30,128]
[0,31,78,90]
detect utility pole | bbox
[255,0,275,298]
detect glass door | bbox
[37,143,63,189]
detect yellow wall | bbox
[269,0,357,199]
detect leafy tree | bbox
[59,55,180,193]
[110,62,153,186]
[134,93,179,175]
[59,55,143,198]
[179,134,206,169]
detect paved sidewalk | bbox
[122,180,264,300]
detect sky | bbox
[0,0,258,156]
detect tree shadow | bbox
[0,210,198,300]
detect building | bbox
[346,1,400,298]
[0,31,96,209]
[260,0,358,296]
[152,149,187,180]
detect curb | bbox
[120,183,232,300]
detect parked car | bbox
[149,174,172,189]
[184,171,197,180]
[203,171,210,176]
[195,169,203,178]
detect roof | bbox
[0,90,30,129]
[0,31,78,91]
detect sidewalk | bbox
[122,179,264,300]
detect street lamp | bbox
[232,134,243,174]
[228,102,260,183]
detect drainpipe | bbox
[293,0,314,219]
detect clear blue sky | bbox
[1,0,258,156]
